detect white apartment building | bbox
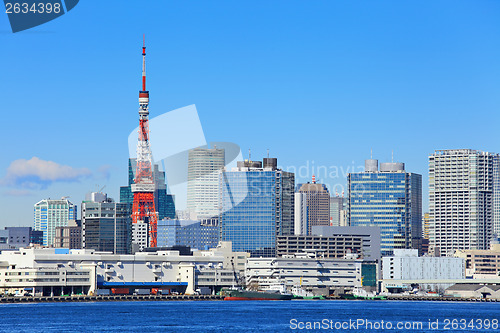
[381,249,465,292]
[34,198,77,246]
[186,147,225,220]
[429,149,500,255]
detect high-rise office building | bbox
[494,154,500,242]
[429,149,500,255]
[82,192,131,254]
[120,158,176,220]
[330,196,346,227]
[348,159,422,256]
[219,157,294,257]
[297,177,330,235]
[187,147,225,219]
[34,198,77,246]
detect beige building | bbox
[455,244,500,279]
[298,178,330,235]
[445,284,500,299]
[54,220,82,249]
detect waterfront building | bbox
[0,230,9,250]
[311,226,381,261]
[245,255,365,295]
[120,158,175,220]
[157,218,219,250]
[348,159,422,256]
[34,198,77,246]
[330,196,346,227]
[54,220,82,249]
[454,244,500,279]
[381,249,465,292]
[297,177,330,235]
[0,242,247,296]
[445,284,500,300]
[186,147,225,219]
[429,149,500,255]
[219,157,294,257]
[82,192,131,254]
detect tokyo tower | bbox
[131,36,158,248]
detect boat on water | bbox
[221,288,293,301]
[290,286,325,300]
[339,287,387,300]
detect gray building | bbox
[1,227,43,249]
[82,192,131,254]
[312,225,381,261]
[276,235,364,259]
[429,149,500,255]
[330,196,346,227]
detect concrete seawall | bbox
[0,294,224,303]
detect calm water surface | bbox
[0,300,498,332]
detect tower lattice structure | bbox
[131,37,158,248]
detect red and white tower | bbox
[131,36,158,248]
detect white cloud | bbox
[1,157,91,189]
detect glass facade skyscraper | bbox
[120,158,175,220]
[34,198,77,246]
[219,158,294,257]
[348,160,422,256]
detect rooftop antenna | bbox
[248,149,251,161]
[267,149,269,158]
[392,150,394,163]
[371,148,373,159]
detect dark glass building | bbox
[82,193,131,254]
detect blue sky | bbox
[1,1,499,227]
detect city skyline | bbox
[1,1,500,227]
